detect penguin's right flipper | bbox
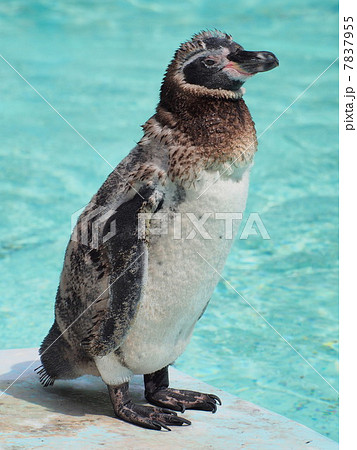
[80,185,165,357]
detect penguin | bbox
[37,30,278,431]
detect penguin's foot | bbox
[145,387,222,413]
[108,383,191,431]
[144,366,222,413]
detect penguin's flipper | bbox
[80,184,165,356]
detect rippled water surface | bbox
[0,0,338,441]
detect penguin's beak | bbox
[227,49,279,75]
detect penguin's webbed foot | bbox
[145,387,222,413]
[144,367,222,414]
[108,384,191,431]
[114,399,191,431]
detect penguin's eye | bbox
[203,58,216,67]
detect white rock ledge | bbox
[0,348,337,449]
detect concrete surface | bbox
[0,348,337,449]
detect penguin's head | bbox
[163,30,279,99]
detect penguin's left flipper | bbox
[81,184,165,356]
[144,366,222,414]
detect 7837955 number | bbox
[344,17,354,70]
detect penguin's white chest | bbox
[120,167,252,375]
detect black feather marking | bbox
[36,365,55,387]
[78,186,164,356]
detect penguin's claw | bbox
[206,399,218,413]
[145,388,222,413]
[178,402,186,413]
[152,420,171,432]
[209,394,222,405]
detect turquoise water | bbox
[0,0,338,442]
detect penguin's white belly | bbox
[120,167,251,375]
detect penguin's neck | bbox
[141,82,258,184]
